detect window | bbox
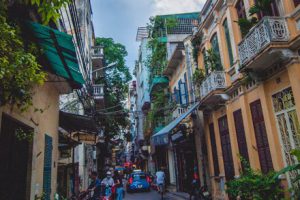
[294,0,300,7]
[272,87,300,185]
[250,100,273,174]
[223,19,234,66]
[218,115,235,180]
[235,0,246,19]
[255,0,279,19]
[210,33,222,70]
[178,80,188,105]
[233,109,249,170]
[209,123,220,176]
[184,73,189,104]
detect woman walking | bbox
[114,171,124,200]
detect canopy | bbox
[151,102,200,146]
[26,21,85,88]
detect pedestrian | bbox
[114,171,124,200]
[87,171,101,200]
[155,167,166,194]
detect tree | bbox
[95,37,132,138]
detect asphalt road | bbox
[124,190,161,200]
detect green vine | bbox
[192,68,205,87]
[15,128,34,142]
[145,16,178,84]
[191,34,202,65]
[0,13,46,111]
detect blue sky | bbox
[91,0,205,74]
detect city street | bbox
[124,190,188,200]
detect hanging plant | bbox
[191,34,203,64]
[204,48,222,73]
[15,128,34,142]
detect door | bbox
[0,114,33,200]
[250,100,273,173]
[43,134,53,200]
[233,109,249,169]
[272,87,300,186]
[218,116,235,180]
[209,123,220,176]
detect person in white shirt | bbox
[155,168,165,193]
[101,171,114,186]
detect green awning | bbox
[149,76,169,94]
[26,21,85,88]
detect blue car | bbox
[127,172,151,192]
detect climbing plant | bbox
[204,48,222,73]
[191,34,203,64]
[192,68,205,87]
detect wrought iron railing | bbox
[238,17,290,67]
[200,71,226,99]
[93,84,104,99]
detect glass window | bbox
[235,0,246,19]
[255,0,279,19]
[210,33,222,70]
[223,19,234,66]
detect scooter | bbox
[100,184,115,200]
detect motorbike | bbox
[190,181,212,200]
[100,184,115,200]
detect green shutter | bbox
[26,21,85,88]
[223,19,234,66]
[211,34,222,70]
[43,135,53,200]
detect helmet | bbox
[106,171,112,176]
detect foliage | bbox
[15,128,34,141]
[34,192,46,200]
[191,35,202,64]
[95,37,132,138]
[145,16,178,83]
[0,12,46,111]
[236,0,271,36]
[192,68,205,86]
[204,48,222,73]
[274,149,300,198]
[226,158,283,200]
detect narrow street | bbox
[124,190,160,200]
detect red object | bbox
[128,177,133,184]
[146,176,151,183]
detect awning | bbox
[26,21,85,88]
[151,102,200,146]
[59,111,98,134]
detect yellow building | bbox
[192,0,300,198]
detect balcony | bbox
[149,76,169,96]
[91,46,103,59]
[200,71,226,102]
[238,17,291,71]
[93,84,104,100]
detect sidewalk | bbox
[165,185,190,200]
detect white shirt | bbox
[101,177,114,186]
[156,171,165,184]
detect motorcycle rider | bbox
[87,171,101,200]
[101,171,114,186]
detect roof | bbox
[158,12,200,19]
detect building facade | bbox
[191,0,300,198]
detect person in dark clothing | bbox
[114,171,124,200]
[87,171,101,200]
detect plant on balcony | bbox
[204,48,222,73]
[192,68,205,87]
[226,158,283,200]
[236,0,272,36]
[191,34,203,65]
[0,7,46,111]
[145,16,178,83]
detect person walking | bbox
[114,171,124,200]
[87,171,101,200]
[155,167,166,194]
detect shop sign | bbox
[60,149,71,158]
[171,130,184,142]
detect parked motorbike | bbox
[190,181,211,200]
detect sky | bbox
[91,0,206,74]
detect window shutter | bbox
[223,19,234,66]
[250,100,273,174]
[233,109,249,170]
[209,123,220,176]
[43,135,53,200]
[210,34,222,70]
[218,116,235,180]
[179,81,187,105]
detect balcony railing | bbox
[238,17,289,67]
[91,46,103,59]
[200,71,226,99]
[93,84,104,99]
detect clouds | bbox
[151,0,206,15]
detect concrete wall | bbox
[0,81,60,200]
